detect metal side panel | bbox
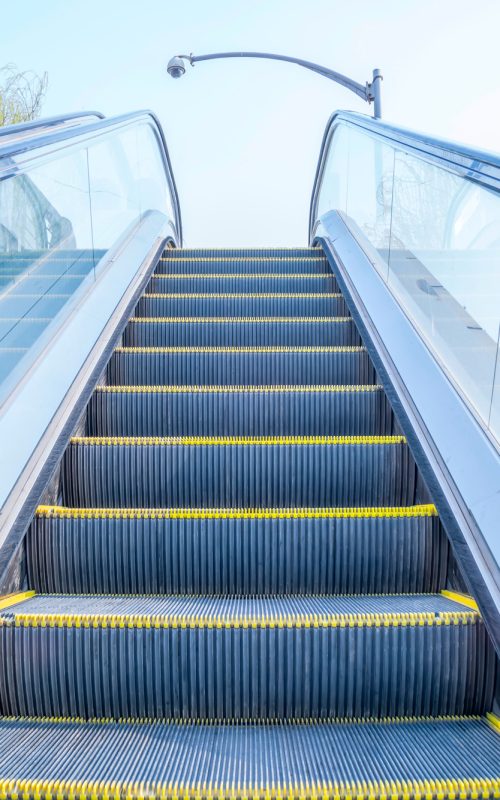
[314,211,500,654]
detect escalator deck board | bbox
[0,716,497,798]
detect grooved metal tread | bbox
[0,715,497,797]
[0,592,475,625]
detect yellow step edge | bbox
[143,293,343,299]
[0,712,481,725]
[0,775,497,800]
[486,711,500,734]
[115,346,365,353]
[0,591,35,611]
[160,255,326,261]
[35,504,437,520]
[440,590,479,611]
[69,435,406,446]
[93,385,382,394]
[3,609,478,630]
[128,317,351,323]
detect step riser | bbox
[108,351,374,387]
[136,296,349,317]
[87,390,393,436]
[0,621,493,719]
[148,277,339,293]
[123,321,359,348]
[28,515,448,595]
[157,260,331,274]
[62,443,418,507]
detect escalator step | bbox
[1,715,498,798]
[123,318,359,347]
[0,593,494,719]
[137,294,349,317]
[86,384,392,436]
[29,504,447,595]
[108,347,373,386]
[164,247,325,258]
[148,275,339,293]
[61,435,418,507]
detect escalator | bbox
[0,244,498,797]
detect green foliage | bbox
[0,63,48,126]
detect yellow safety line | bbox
[70,435,406,446]
[3,610,478,630]
[128,317,351,323]
[93,384,382,394]
[1,773,498,799]
[115,346,364,353]
[440,590,479,611]
[486,711,500,734]
[0,591,35,611]
[143,293,343,298]
[0,711,481,725]
[35,504,437,520]
[160,256,326,261]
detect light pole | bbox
[167,52,383,119]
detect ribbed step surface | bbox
[1,715,499,799]
[3,243,497,785]
[124,318,358,347]
[0,593,493,719]
[62,436,418,508]
[87,385,393,436]
[149,275,339,293]
[163,247,325,259]
[29,505,446,595]
[137,294,349,317]
[108,347,373,386]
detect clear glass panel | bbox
[388,151,500,427]
[0,118,176,404]
[345,127,395,262]
[490,328,500,441]
[87,127,142,250]
[317,125,349,219]
[135,124,174,223]
[315,120,500,443]
[0,148,95,392]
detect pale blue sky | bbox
[2,0,500,245]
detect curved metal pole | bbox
[171,51,382,118]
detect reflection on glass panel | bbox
[0,149,94,391]
[87,128,141,250]
[387,151,500,427]
[135,125,173,223]
[315,120,500,442]
[317,126,349,219]
[0,118,176,404]
[345,127,395,260]
[490,330,500,441]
